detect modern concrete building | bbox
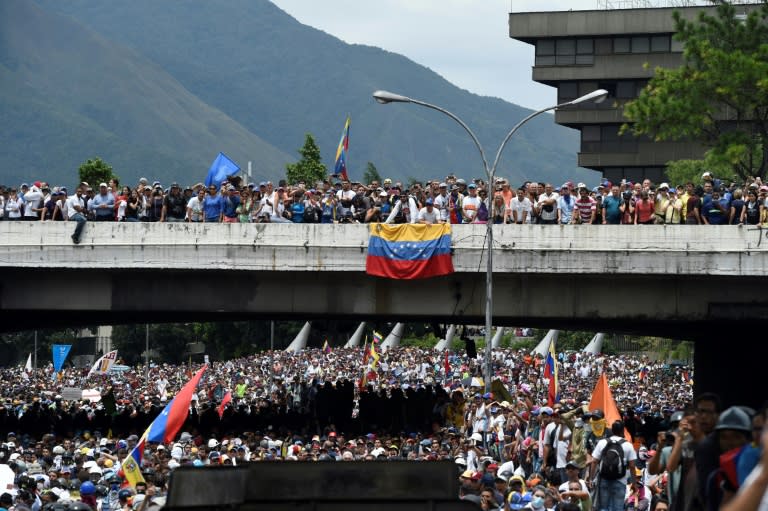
[509,1,760,184]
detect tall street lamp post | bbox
[372,89,608,392]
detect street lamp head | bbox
[569,89,609,106]
[372,90,412,105]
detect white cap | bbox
[659,182,669,189]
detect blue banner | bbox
[52,344,72,372]
[204,152,240,188]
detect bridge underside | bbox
[2,268,764,409]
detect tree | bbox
[362,162,382,185]
[622,2,768,180]
[78,157,118,187]
[285,134,327,185]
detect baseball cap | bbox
[439,182,447,188]
[659,182,669,190]
[467,183,477,189]
[99,182,108,188]
[425,198,433,205]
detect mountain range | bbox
[0,0,597,188]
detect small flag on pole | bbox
[322,340,331,354]
[334,116,351,181]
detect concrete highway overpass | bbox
[0,221,765,407]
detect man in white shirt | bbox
[417,198,441,224]
[433,183,451,222]
[536,183,560,224]
[591,420,638,511]
[461,184,482,223]
[509,187,533,224]
[67,185,87,244]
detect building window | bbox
[536,40,555,56]
[576,39,594,54]
[536,38,593,66]
[631,36,650,53]
[614,37,630,53]
[651,35,670,52]
[558,83,578,102]
[616,81,638,99]
[582,126,601,142]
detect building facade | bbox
[509,3,759,183]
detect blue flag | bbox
[52,344,72,373]
[204,152,240,188]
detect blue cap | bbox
[468,183,477,189]
[20,183,28,188]
[425,198,434,205]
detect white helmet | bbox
[207,438,219,449]
[470,433,483,443]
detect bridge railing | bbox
[0,221,765,275]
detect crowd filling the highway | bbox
[0,344,764,511]
[0,170,763,243]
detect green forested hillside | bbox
[3,0,597,187]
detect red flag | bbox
[217,391,232,419]
[444,352,451,376]
[147,365,207,443]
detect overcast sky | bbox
[270,0,600,111]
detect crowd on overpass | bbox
[0,344,764,511]
[0,170,763,243]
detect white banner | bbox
[87,350,118,377]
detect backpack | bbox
[598,438,626,480]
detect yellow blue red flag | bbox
[366,223,454,279]
[334,116,350,181]
[543,341,559,406]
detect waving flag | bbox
[372,331,383,344]
[88,350,118,377]
[366,223,454,279]
[638,366,649,381]
[543,340,559,406]
[24,354,32,373]
[204,152,240,188]
[370,343,380,369]
[217,391,232,419]
[334,116,350,181]
[147,365,207,443]
[589,373,632,442]
[121,431,147,488]
[322,340,331,354]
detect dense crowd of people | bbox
[0,343,762,511]
[0,170,762,243]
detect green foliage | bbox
[665,154,738,187]
[285,134,328,185]
[622,2,768,180]
[362,162,382,185]
[401,333,440,349]
[78,157,117,188]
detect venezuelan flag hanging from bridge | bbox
[366,223,454,279]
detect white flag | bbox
[24,353,32,373]
[87,350,118,377]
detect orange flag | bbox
[588,373,632,442]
